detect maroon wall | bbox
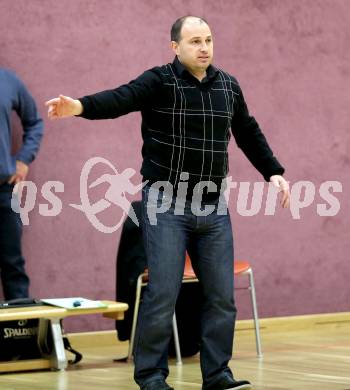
[1,0,349,332]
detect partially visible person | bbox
[0,68,43,299]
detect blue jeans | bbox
[134,185,236,389]
[0,184,29,299]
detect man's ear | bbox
[171,41,179,56]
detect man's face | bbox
[172,18,213,74]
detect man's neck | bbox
[183,65,207,82]
[191,70,207,82]
[177,58,208,82]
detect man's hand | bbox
[45,95,83,119]
[270,175,290,208]
[8,161,29,185]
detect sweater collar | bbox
[172,56,218,83]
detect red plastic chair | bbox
[182,254,262,357]
[128,254,262,364]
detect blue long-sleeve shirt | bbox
[0,68,43,181]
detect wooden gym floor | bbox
[0,314,349,390]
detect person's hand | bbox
[45,94,83,119]
[269,175,290,208]
[8,160,29,185]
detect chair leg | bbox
[128,274,183,365]
[128,274,144,361]
[247,268,263,358]
[172,312,183,365]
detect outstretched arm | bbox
[45,68,162,121]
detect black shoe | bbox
[141,379,174,390]
[215,377,252,390]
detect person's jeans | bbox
[0,184,29,299]
[134,184,236,389]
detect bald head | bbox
[171,16,209,42]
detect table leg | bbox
[38,318,67,370]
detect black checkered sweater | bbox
[79,56,284,198]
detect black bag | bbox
[0,298,82,363]
[0,318,42,361]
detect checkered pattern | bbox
[79,57,284,195]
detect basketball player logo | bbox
[70,157,145,233]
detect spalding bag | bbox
[0,318,42,361]
[0,298,82,363]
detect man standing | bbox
[46,16,289,390]
[0,68,43,299]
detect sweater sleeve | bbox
[78,68,162,120]
[231,83,285,181]
[13,74,44,164]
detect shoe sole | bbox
[226,385,252,390]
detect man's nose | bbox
[200,42,209,52]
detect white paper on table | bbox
[41,297,108,310]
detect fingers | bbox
[7,162,28,186]
[280,189,290,208]
[8,175,16,185]
[46,96,60,119]
[45,95,68,119]
[278,180,290,208]
[45,97,61,106]
[270,175,290,208]
[47,106,57,119]
[59,94,70,101]
[46,94,79,119]
[7,174,23,185]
